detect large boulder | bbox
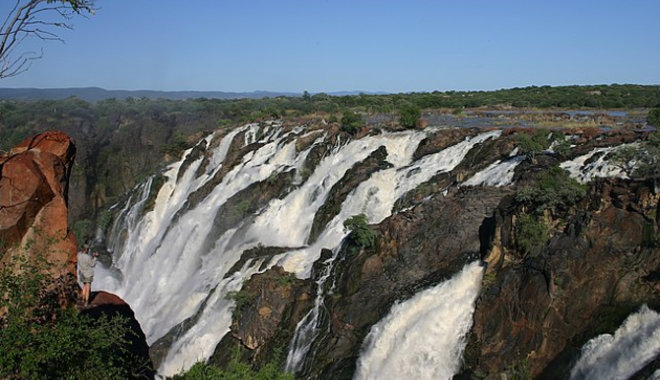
[0,130,78,281]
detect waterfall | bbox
[95,122,504,376]
[570,304,660,380]
[353,261,484,380]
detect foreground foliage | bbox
[0,254,136,379]
[174,346,293,380]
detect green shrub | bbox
[399,104,421,128]
[611,132,659,181]
[72,219,93,245]
[516,166,587,215]
[340,110,364,135]
[226,290,254,311]
[516,214,548,256]
[343,214,378,252]
[174,345,293,380]
[516,128,551,157]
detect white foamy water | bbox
[462,156,523,187]
[560,145,635,184]
[570,304,660,380]
[353,261,484,380]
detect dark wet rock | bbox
[176,139,207,182]
[411,127,478,161]
[202,169,296,254]
[224,245,293,279]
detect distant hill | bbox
[0,87,385,102]
[0,87,299,102]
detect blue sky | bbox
[1,0,659,92]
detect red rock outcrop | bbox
[0,130,77,278]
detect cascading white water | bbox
[281,130,502,373]
[95,123,506,376]
[560,144,635,183]
[353,261,485,380]
[462,156,522,187]
[569,304,660,380]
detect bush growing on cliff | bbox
[343,214,378,252]
[516,128,551,157]
[611,132,660,184]
[0,255,136,379]
[515,214,548,256]
[516,166,587,215]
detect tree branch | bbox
[0,0,94,79]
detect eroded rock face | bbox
[462,178,660,379]
[0,130,77,279]
[211,266,314,368]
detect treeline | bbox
[2,83,659,148]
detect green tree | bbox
[399,104,421,128]
[515,166,587,215]
[516,129,551,157]
[515,214,548,257]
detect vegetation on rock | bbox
[174,346,292,380]
[611,132,660,183]
[515,166,587,215]
[343,214,378,253]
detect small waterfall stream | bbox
[284,245,341,373]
